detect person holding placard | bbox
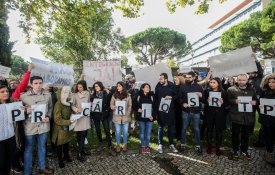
[110,81,132,153]
[20,76,53,175]
[90,81,116,156]
[133,83,156,154]
[52,87,75,168]
[154,73,178,154]
[258,74,275,164]
[179,71,204,155]
[71,80,91,162]
[0,85,16,175]
[204,77,228,156]
[227,74,257,159]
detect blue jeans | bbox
[158,124,174,145]
[138,121,153,147]
[114,123,129,145]
[181,111,201,146]
[24,132,48,175]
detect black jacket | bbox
[90,90,110,120]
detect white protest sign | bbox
[209,92,221,107]
[179,64,191,73]
[0,65,11,78]
[115,101,126,115]
[159,98,171,113]
[92,99,103,112]
[238,96,253,112]
[0,104,14,141]
[83,60,122,87]
[30,57,74,87]
[188,93,199,107]
[133,63,173,89]
[6,102,25,122]
[208,46,257,77]
[142,104,152,118]
[31,104,46,123]
[260,98,275,117]
[69,114,82,131]
[81,103,91,117]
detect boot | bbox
[64,155,72,162]
[215,146,222,156]
[122,144,128,152]
[77,152,86,162]
[109,147,116,156]
[206,144,212,154]
[115,145,121,153]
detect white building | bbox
[177,0,264,67]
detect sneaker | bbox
[195,146,203,155]
[108,147,116,156]
[241,151,251,160]
[81,150,91,156]
[145,147,151,154]
[169,144,178,153]
[157,145,163,154]
[179,145,185,153]
[232,151,239,159]
[38,168,54,175]
[122,144,128,152]
[215,146,223,156]
[11,166,23,174]
[140,147,145,154]
[264,151,275,164]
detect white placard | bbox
[208,46,257,77]
[188,93,199,107]
[158,98,171,113]
[238,96,253,112]
[30,57,74,87]
[31,104,46,123]
[69,114,82,131]
[133,63,173,89]
[0,65,11,78]
[6,102,25,122]
[92,99,103,112]
[83,60,122,87]
[81,103,91,117]
[209,92,221,107]
[260,98,275,117]
[115,101,126,115]
[142,104,152,118]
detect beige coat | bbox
[71,91,91,131]
[110,94,132,124]
[20,89,53,136]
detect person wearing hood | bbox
[227,74,257,159]
[133,83,156,154]
[154,73,178,154]
[52,86,75,168]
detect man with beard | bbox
[179,71,204,155]
[154,73,178,153]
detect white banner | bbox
[188,93,199,107]
[83,60,122,87]
[81,103,91,117]
[209,92,221,107]
[208,46,257,77]
[31,104,46,123]
[260,98,275,117]
[6,102,25,122]
[159,98,171,113]
[0,65,11,78]
[92,99,103,113]
[142,103,152,118]
[238,96,253,112]
[115,101,126,115]
[133,63,173,89]
[30,57,74,87]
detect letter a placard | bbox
[238,96,252,112]
[260,98,275,117]
[159,98,171,113]
[115,101,126,115]
[31,104,46,123]
[92,99,103,113]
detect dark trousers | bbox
[11,121,25,170]
[263,125,275,153]
[76,131,87,153]
[232,122,250,152]
[0,136,16,175]
[57,143,70,162]
[94,119,112,147]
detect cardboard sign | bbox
[81,103,91,117]
[158,98,171,113]
[31,104,46,123]
[115,101,126,115]
[92,99,103,113]
[209,92,221,107]
[0,65,11,78]
[30,57,74,87]
[188,93,199,107]
[83,60,122,87]
[260,98,275,117]
[238,96,253,112]
[142,104,152,118]
[6,102,25,122]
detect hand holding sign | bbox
[92,99,102,113]
[81,103,91,117]
[115,101,126,115]
[31,104,46,123]
[237,96,253,112]
[188,93,199,107]
[209,92,222,107]
[42,117,49,123]
[159,98,171,113]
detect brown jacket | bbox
[71,91,91,131]
[110,94,132,124]
[20,89,53,136]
